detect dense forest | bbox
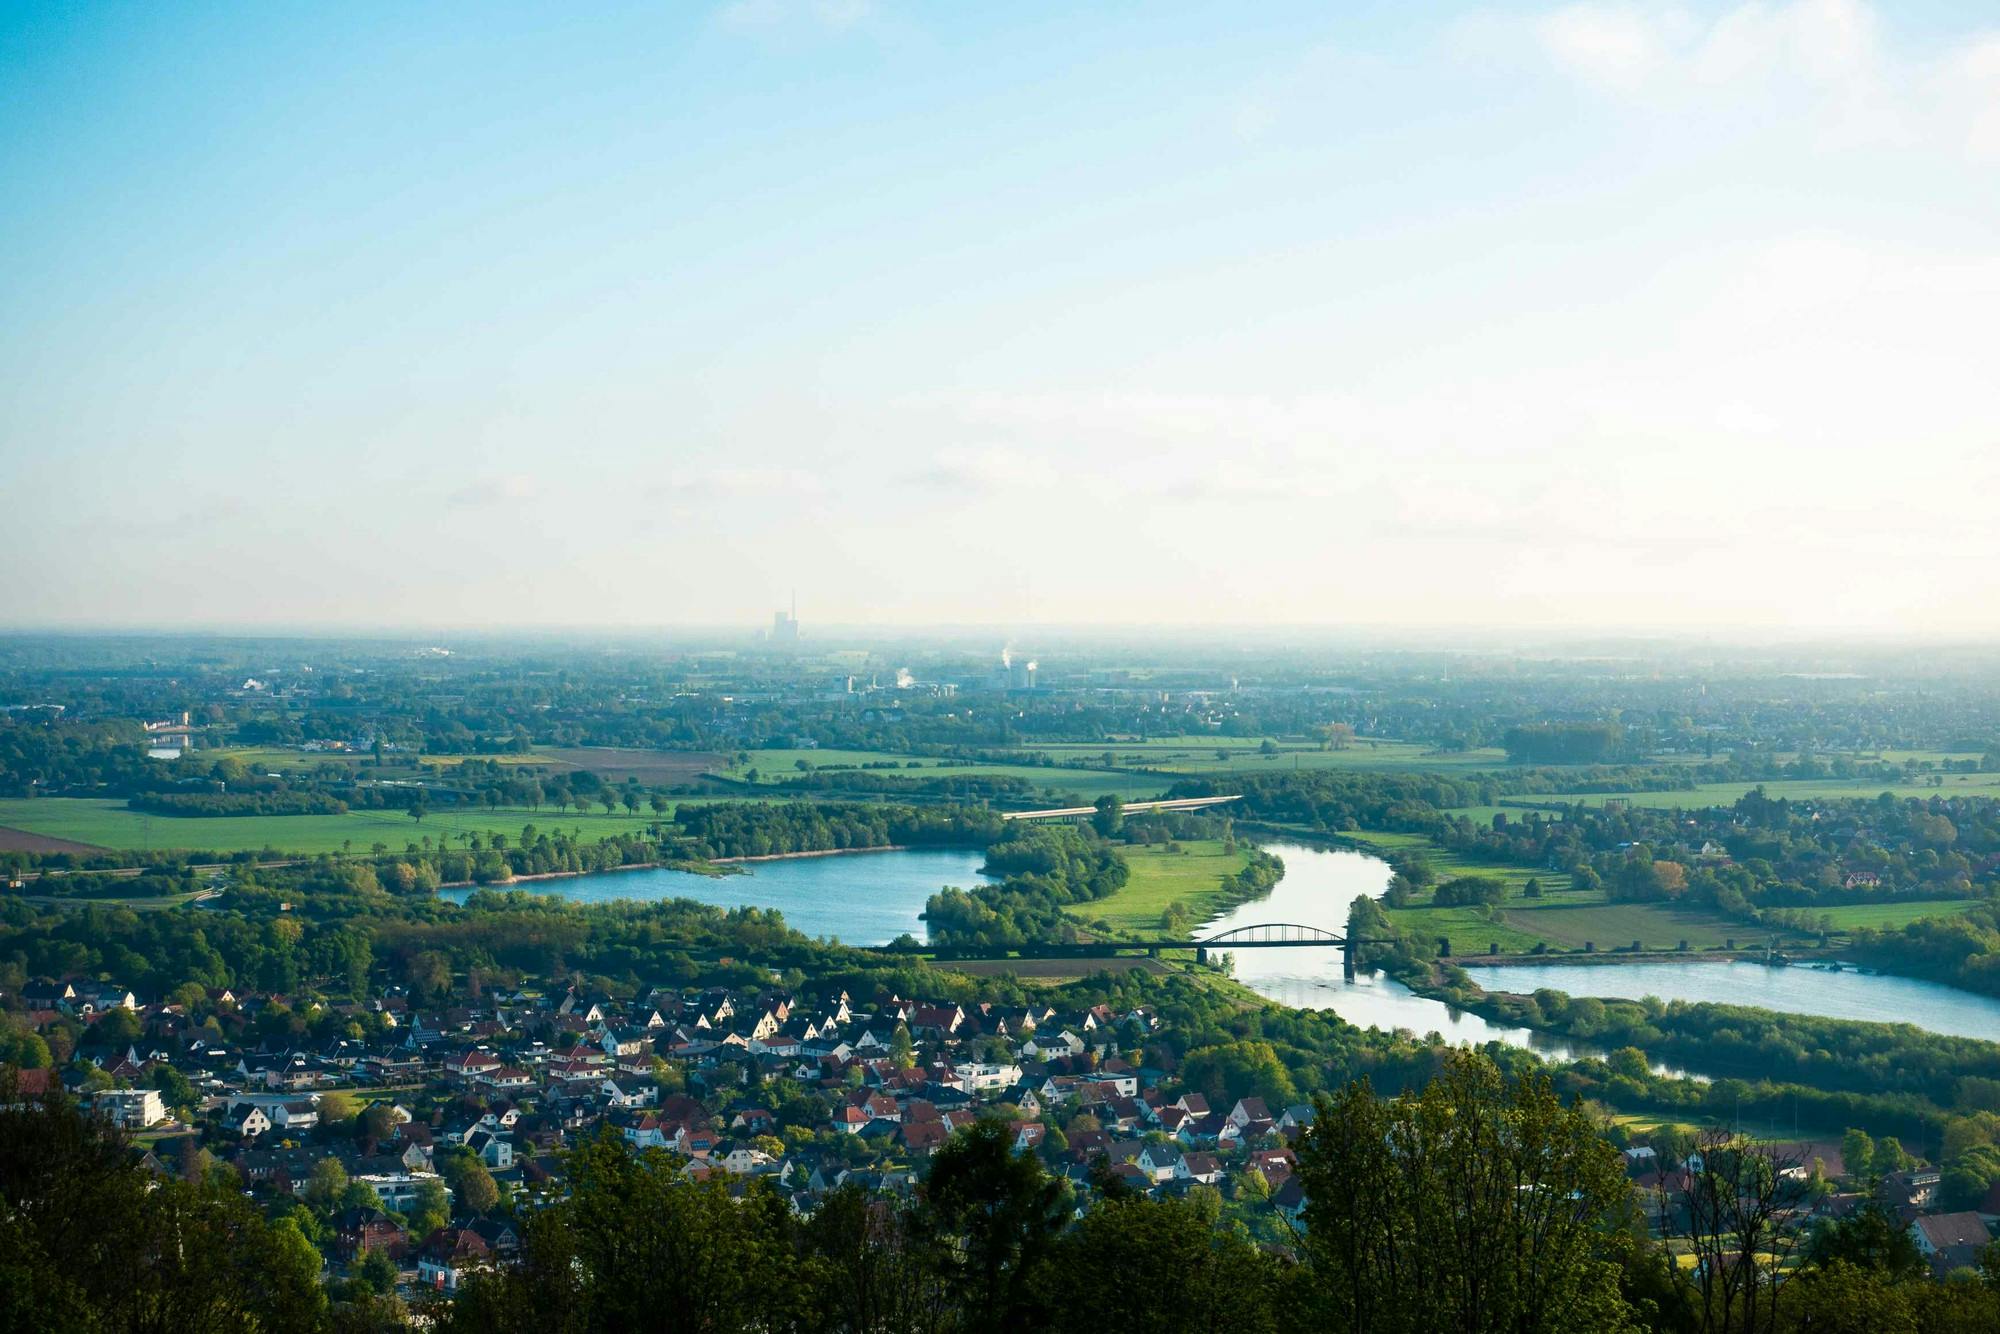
[923,825,1130,949]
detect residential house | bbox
[92,1088,167,1129]
[1912,1212,1993,1276]
[271,1099,319,1132]
[718,1143,776,1176]
[357,1171,449,1213]
[1136,1142,1183,1183]
[1179,1152,1224,1185]
[416,1227,491,1293]
[1009,1121,1046,1153]
[466,1128,514,1171]
[333,1207,406,1262]
[228,1104,272,1138]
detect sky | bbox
[1,1,1996,636]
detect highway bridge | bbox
[1001,794,1241,822]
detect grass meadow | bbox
[0,797,671,857]
[1343,830,1816,956]
[1547,774,2000,810]
[721,749,1167,802]
[1064,839,1251,934]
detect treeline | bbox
[751,769,1037,800]
[923,826,1129,949]
[670,802,1005,859]
[129,790,350,817]
[0,715,153,798]
[1502,721,1632,764]
[1477,989,2000,1111]
[1424,790,2000,917]
[1849,907,2000,999]
[1169,771,1499,833]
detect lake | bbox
[438,846,993,945]
[1472,960,2000,1044]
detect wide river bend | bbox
[442,840,2000,1049]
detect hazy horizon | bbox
[4,1,1996,632]
[7,620,2000,659]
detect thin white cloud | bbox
[1535,4,1681,93]
[1951,34,2000,157]
[1524,0,2000,157]
[446,475,537,508]
[649,465,823,498]
[901,447,1062,495]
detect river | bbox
[1213,842,2000,1050]
[1204,842,1594,1058]
[440,837,2000,1051]
[437,846,991,945]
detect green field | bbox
[1390,895,1767,958]
[1342,830,1550,894]
[1378,905,1550,955]
[1344,830,1800,956]
[722,749,1167,802]
[1019,738,1511,776]
[1495,901,1752,952]
[1804,900,1981,930]
[1348,828,1984,954]
[203,747,567,775]
[1064,839,1251,934]
[1445,806,1566,826]
[1547,773,2000,811]
[0,797,672,857]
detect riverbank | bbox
[435,856,732,891]
[1456,947,1828,968]
[713,843,920,864]
[442,839,976,890]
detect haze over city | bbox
[3,0,1996,632]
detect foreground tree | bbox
[800,1184,955,1334]
[1042,1187,1279,1334]
[1803,1201,1925,1281]
[1291,1050,1642,1334]
[0,1085,327,1333]
[1658,1127,1809,1334]
[918,1119,1069,1334]
[440,1126,801,1334]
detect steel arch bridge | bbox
[917,924,1378,980]
[1194,922,1347,948]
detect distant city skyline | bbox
[3,2,1996,633]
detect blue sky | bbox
[2,2,1996,634]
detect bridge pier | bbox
[1196,946,1207,966]
[1341,937,1356,981]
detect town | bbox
[9,967,1320,1297]
[14,944,2000,1314]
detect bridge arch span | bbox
[1195,922,1346,947]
